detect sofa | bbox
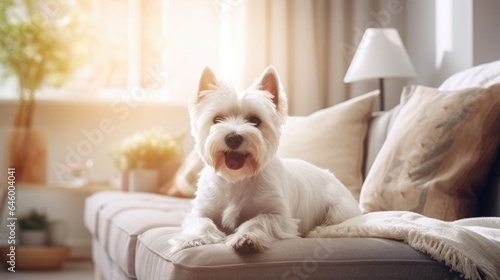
[85,61,500,280]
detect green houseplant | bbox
[0,0,88,182]
[19,209,49,246]
[112,128,183,171]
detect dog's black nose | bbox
[225,133,243,149]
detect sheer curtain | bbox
[219,0,404,115]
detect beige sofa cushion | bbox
[278,90,379,200]
[135,227,459,280]
[360,84,500,221]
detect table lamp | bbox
[344,28,417,111]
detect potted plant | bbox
[19,209,49,246]
[0,0,88,182]
[111,128,183,192]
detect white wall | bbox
[404,0,500,88]
[433,0,473,86]
[472,0,500,66]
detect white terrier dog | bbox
[169,66,361,254]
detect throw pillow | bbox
[278,90,379,200]
[360,84,500,221]
[158,148,201,198]
[439,60,500,90]
[363,104,402,178]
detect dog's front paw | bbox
[226,233,266,254]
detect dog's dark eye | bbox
[248,116,261,127]
[213,116,224,124]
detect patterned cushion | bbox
[360,84,500,221]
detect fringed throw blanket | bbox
[307,211,500,280]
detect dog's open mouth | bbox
[224,151,248,170]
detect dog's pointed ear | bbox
[256,66,282,109]
[197,66,218,101]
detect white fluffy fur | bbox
[169,66,362,254]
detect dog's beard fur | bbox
[169,66,362,254]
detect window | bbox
[59,0,167,101]
[0,0,221,103]
[70,0,165,91]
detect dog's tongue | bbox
[225,152,246,170]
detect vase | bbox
[128,169,159,192]
[4,127,47,183]
[20,229,48,246]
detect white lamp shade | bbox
[344,28,417,83]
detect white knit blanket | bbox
[307,211,500,280]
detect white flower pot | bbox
[129,169,159,193]
[20,230,48,246]
[119,170,129,191]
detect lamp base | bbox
[379,78,385,111]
